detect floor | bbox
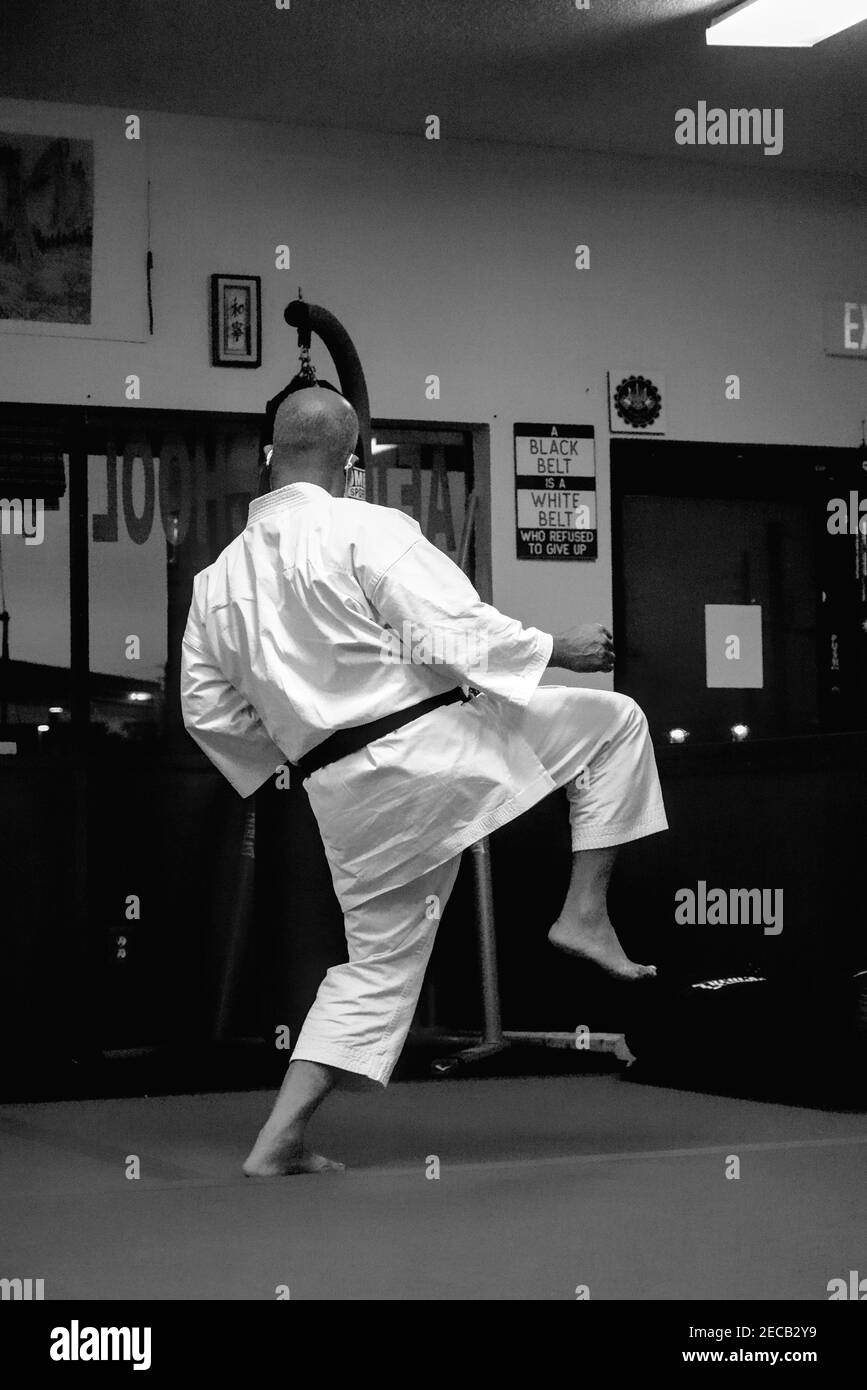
[1,1074,865,1300]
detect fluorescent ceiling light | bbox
[707,0,867,46]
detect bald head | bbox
[269,387,359,493]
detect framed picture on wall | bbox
[0,99,149,343]
[210,273,262,368]
[0,130,94,326]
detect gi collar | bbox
[247,481,329,526]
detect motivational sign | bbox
[514,423,596,561]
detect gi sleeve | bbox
[180,603,285,799]
[358,513,553,707]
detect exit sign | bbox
[824,299,867,358]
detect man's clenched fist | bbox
[549,624,615,674]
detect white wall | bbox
[1,99,865,678]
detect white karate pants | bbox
[290,687,668,1085]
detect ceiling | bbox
[1,0,866,177]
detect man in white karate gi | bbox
[181,387,668,1176]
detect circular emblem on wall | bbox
[613,375,663,429]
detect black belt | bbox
[294,687,468,781]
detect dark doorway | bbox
[611,440,867,743]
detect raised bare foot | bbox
[243,1126,345,1178]
[548,916,657,982]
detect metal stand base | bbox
[416,837,635,1077]
[411,1028,634,1077]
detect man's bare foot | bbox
[243,1125,345,1178]
[548,915,657,982]
[243,1150,345,1178]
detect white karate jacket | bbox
[181,482,555,907]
